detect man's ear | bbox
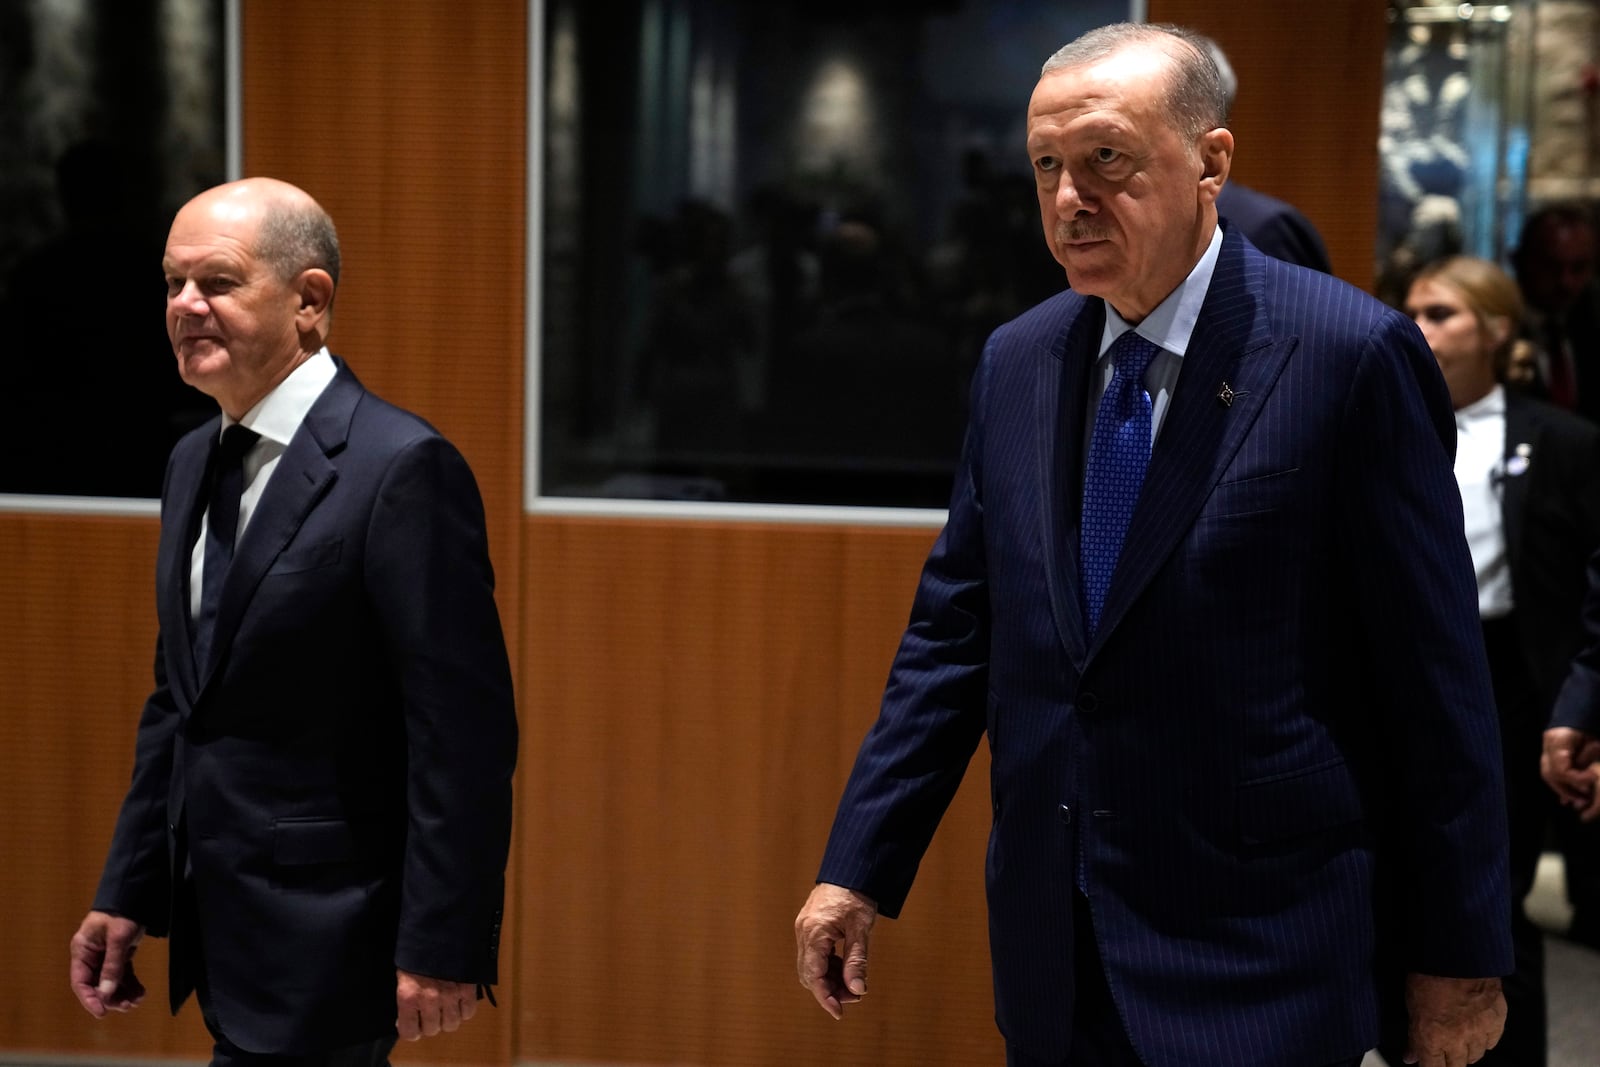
[1197,127,1235,205]
[294,269,335,337]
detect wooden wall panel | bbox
[1149,0,1388,289]
[518,517,1001,1066]
[0,514,211,1058]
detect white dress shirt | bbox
[1454,384,1512,620]
[189,349,338,621]
[1086,224,1224,447]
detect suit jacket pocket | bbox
[1237,758,1362,845]
[1208,467,1300,519]
[273,817,355,865]
[268,538,343,576]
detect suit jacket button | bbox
[1076,692,1100,713]
[1058,804,1073,825]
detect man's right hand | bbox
[1541,727,1600,819]
[69,911,146,1018]
[794,883,877,1020]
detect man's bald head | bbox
[183,178,341,288]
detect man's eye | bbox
[1093,147,1120,164]
[1034,155,1059,173]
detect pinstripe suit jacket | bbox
[817,227,1513,1066]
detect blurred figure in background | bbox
[1403,255,1600,1066]
[1511,205,1600,423]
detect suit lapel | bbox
[162,421,221,702]
[1500,392,1536,571]
[195,365,361,695]
[1038,299,1102,669]
[1089,233,1290,656]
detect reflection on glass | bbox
[1377,1,1532,304]
[538,0,1126,507]
[0,0,227,498]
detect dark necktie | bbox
[193,424,260,670]
[1545,320,1578,410]
[1080,330,1160,637]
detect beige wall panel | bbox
[0,514,211,1057]
[518,517,1001,1066]
[1150,0,1387,288]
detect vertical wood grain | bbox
[517,517,1001,1066]
[1149,0,1387,288]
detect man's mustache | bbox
[1057,221,1111,244]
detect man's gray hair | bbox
[256,199,342,287]
[1040,22,1227,142]
[1196,34,1238,117]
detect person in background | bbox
[1544,550,1600,824]
[794,22,1510,1067]
[1200,34,1334,273]
[68,178,518,1064]
[1511,204,1600,422]
[1403,255,1600,1066]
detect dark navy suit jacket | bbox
[94,360,517,1054]
[1499,391,1600,706]
[1216,182,1332,274]
[818,228,1512,1066]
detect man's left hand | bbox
[1403,973,1504,1067]
[396,970,478,1041]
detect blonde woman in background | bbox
[1403,255,1600,1066]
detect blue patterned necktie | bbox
[1080,330,1160,637]
[193,423,260,669]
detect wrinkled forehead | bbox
[1028,50,1176,134]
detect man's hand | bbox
[1541,727,1600,818]
[1403,973,1504,1067]
[69,911,146,1018]
[794,883,877,1020]
[396,970,478,1041]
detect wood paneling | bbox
[1150,1,1388,288]
[0,514,209,1057]
[518,517,999,1066]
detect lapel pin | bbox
[1216,382,1247,407]
[1506,444,1531,478]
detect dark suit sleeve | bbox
[1337,313,1513,977]
[815,343,994,917]
[91,633,181,936]
[1248,209,1332,274]
[364,433,517,983]
[1552,548,1600,737]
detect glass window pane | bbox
[538,0,1128,507]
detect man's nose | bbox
[168,281,206,315]
[1055,173,1090,216]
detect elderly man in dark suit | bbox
[68,178,517,1064]
[794,23,1511,1067]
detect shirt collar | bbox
[1456,383,1506,423]
[222,348,338,445]
[1099,224,1224,358]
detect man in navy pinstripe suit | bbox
[795,23,1512,1067]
